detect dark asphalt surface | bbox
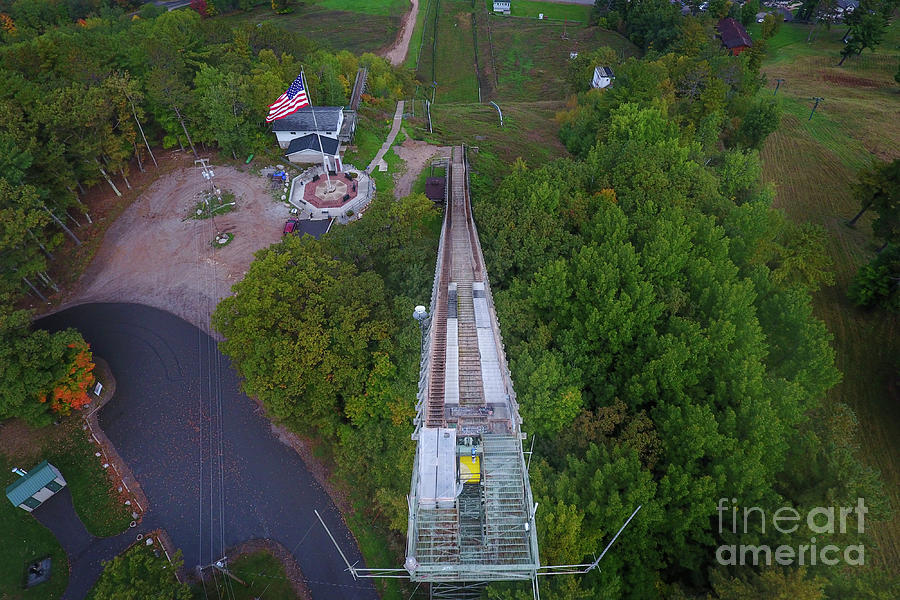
[33,488,141,600]
[38,303,378,600]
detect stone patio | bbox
[289,164,375,222]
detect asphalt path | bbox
[38,303,378,600]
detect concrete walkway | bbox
[366,101,405,174]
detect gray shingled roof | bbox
[285,134,340,156]
[271,107,343,132]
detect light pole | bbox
[773,78,784,95]
[809,97,824,121]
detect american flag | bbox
[266,73,310,122]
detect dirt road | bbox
[54,164,287,335]
[384,0,419,66]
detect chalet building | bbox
[271,106,344,150]
[591,66,615,90]
[717,17,753,56]
[493,1,511,15]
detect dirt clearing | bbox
[51,164,289,335]
[393,136,450,199]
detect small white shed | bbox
[591,66,615,89]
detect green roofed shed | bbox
[6,461,67,512]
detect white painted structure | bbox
[284,134,342,171]
[591,66,615,89]
[271,107,344,150]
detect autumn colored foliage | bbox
[38,340,95,415]
[0,13,16,35]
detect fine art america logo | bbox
[715,497,868,566]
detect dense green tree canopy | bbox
[213,194,439,529]
[91,546,192,600]
[474,89,888,596]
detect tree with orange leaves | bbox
[38,339,95,416]
[0,13,16,36]
[1,304,96,425]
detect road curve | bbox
[37,303,378,600]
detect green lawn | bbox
[214,5,399,56]
[0,454,68,600]
[432,0,480,103]
[194,550,300,600]
[343,106,396,169]
[426,100,569,164]
[316,0,409,16]
[0,418,132,546]
[43,429,133,538]
[756,20,900,573]
[488,19,638,101]
[486,0,592,21]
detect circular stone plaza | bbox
[289,165,375,222]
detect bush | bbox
[848,245,900,312]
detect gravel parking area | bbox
[54,165,289,335]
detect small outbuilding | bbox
[6,461,67,512]
[493,1,511,15]
[425,177,446,202]
[591,66,615,90]
[717,17,753,56]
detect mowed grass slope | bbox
[485,0,592,21]
[757,21,900,572]
[315,0,409,16]
[429,101,569,163]
[418,0,480,103]
[214,5,400,56]
[421,0,636,103]
[487,19,638,101]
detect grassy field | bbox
[342,105,397,169]
[0,418,133,539]
[419,0,635,104]
[214,5,399,56]
[755,21,900,572]
[315,0,409,16]
[487,0,593,21]
[193,550,300,600]
[426,100,569,163]
[488,19,638,101]
[417,0,481,103]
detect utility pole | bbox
[195,159,216,219]
[809,97,824,121]
[773,78,785,95]
[198,558,248,588]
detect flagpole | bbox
[301,69,334,193]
